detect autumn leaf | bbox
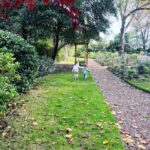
[66,128,72,133]
[103,140,109,145]
[80,121,84,125]
[32,121,38,126]
[123,137,134,146]
[65,134,73,144]
[31,117,35,121]
[2,130,10,138]
[82,134,90,138]
[137,144,146,150]
[121,130,130,135]
[87,122,93,125]
[134,134,141,139]
[111,111,116,115]
[65,134,73,139]
[96,123,102,127]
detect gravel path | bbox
[88,59,150,150]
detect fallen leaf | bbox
[140,139,148,144]
[80,121,84,125]
[121,131,130,135]
[32,121,38,126]
[123,137,134,146]
[132,124,138,129]
[65,134,73,139]
[134,134,141,139]
[66,128,72,133]
[31,117,35,121]
[103,140,109,145]
[137,144,146,150]
[82,134,90,138]
[96,123,102,127]
[116,123,121,129]
[112,111,116,115]
[2,131,9,138]
[87,122,93,125]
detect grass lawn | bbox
[127,80,150,92]
[59,57,84,64]
[0,72,124,150]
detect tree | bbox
[73,0,116,63]
[132,11,150,51]
[117,0,150,56]
[107,33,133,53]
[0,0,79,30]
[0,0,79,60]
[0,0,116,61]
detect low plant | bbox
[38,56,55,77]
[0,48,20,111]
[0,30,39,93]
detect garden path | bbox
[88,59,150,150]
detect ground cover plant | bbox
[0,72,124,150]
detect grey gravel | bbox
[88,59,150,150]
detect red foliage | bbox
[0,0,79,30]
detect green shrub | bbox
[111,65,138,80]
[38,56,55,77]
[126,68,138,79]
[0,30,39,93]
[0,48,20,111]
[34,40,54,58]
[137,62,150,75]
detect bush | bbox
[0,30,39,93]
[111,65,138,80]
[137,62,150,75]
[38,56,55,77]
[0,48,20,111]
[95,52,119,66]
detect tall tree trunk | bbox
[142,36,146,51]
[85,42,89,65]
[52,25,60,60]
[74,43,77,63]
[120,18,126,56]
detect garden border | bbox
[106,66,150,94]
[123,79,150,94]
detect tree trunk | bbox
[74,43,77,63]
[142,37,146,51]
[85,43,89,65]
[52,25,60,60]
[120,18,126,56]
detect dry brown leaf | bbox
[2,131,9,138]
[121,131,130,135]
[66,128,72,133]
[82,134,90,138]
[96,123,102,127]
[32,121,38,126]
[134,134,141,139]
[123,137,134,146]
[137,144,146,150]
[87,122,93,125]
[80,121,84,125]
